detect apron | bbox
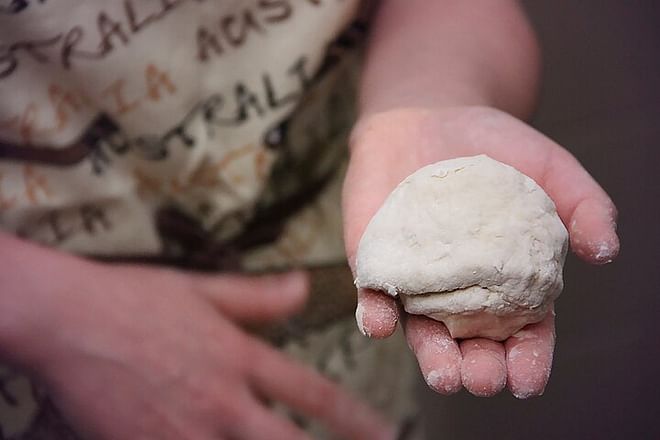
[0,1,420,438]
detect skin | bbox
[344,105,620,398]
[0,234,394,440]
[0,1,619,438]
[343,0,619,400]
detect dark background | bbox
[420,1,660,438]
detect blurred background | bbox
[419,1,660,438]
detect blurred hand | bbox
[343,106,619,398]
[19,258,393,440]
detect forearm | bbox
[360,0,540,119]
[0,232,78,368]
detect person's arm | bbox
[359,0,540,118]
[0,232,393,439]
[344,0,619,398]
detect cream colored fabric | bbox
[0,2,422,438]
[0,0,359,255]
[279,319,421,440]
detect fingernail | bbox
[355,302,370,337]
[592,237,620,265]
[512,384,545,399]
[508,365,551,400]
[425,367,461,395]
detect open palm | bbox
[343,106,619,398]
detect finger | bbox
[567,195,619,264]
[229,397,310,440]
[505,311,556,399]
[440,111,619,265]
[541,146,619,264]
[355,289,399,339]
[248,342,395,440]
[192,271,309,323]
[404,315,462,395]
[459,338,507,397]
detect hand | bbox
[10,251,393,440]
[343,106,619,398]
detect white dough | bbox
[355,155,568,340]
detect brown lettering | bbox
[23,165,51,204]
[17,103,39,143]
[101,79,141,115]
[45,211,75,243]
[197,26,223,62]
[169,176,186,193]
[160,0,187,11]
[61,27,105,70]
[97,12,130,53]
[1,35,62,80]
[263,73,299,109]
[258,0,292,23]
[188,160,221,188]
[4,0,202,78]
[6,101,67,143]
[145,63,177,100]
[124,0,161,33]
[163,123,196,148]
[12,38,57,63]
[0,50,18,79]
[220,10,265,48]
[0,173,16,211]
[134,167,163,197]
[232,83,265,123]
[254,148,270,180]
[288,56,312,89]
[80,204,111,234]
[48,84,87,131]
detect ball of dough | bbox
[355,155,568,340]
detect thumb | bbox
[191,271,309,323]
[356,288,399,339]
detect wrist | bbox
[359,77,497,119]
[0,234,84,369]
[350,105,492,152]
[361,0,540,121]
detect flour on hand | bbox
[355,155,568,340]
